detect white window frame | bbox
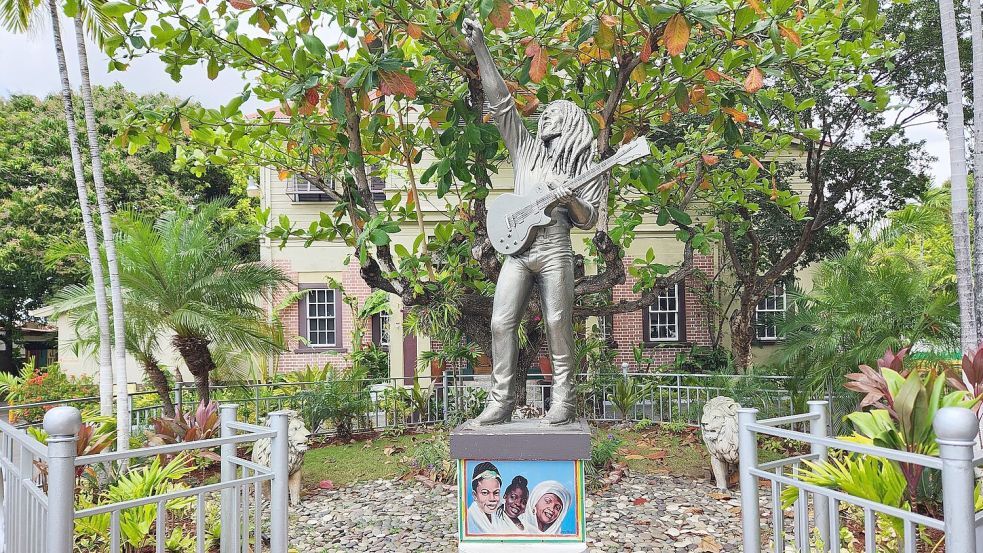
[288,176,333,202]
[378,311,390,348]
[646,284,681,342]
[755,282,787,342]
[306,289,338,347]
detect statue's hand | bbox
[555,187,575,206]
[462,18,485,49]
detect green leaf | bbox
[99,0,134,16]
[666,206,691,225]
[301,34,326,58]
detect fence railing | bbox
[0,404,290,553]
[738,401,981,552]
[3,371,823,435]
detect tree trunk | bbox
[73,17,130,451]
[970,0,983,345]
[938,0,978,353]
[172,335,215,403]
[143,358,176,418]
[730,301,756,374]
[0,321,15,375]
[46,0,114,417]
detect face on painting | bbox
[503,487,527,519]
[535,492,563,527]
[475,478,501,514]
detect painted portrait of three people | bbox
[464,460,579,537]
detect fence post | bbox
[43,406,81,553]
[808,400,831,551]
[269,410,290,553]
[738,407,760,552]
[219,403,238,553]
[442,370,449,423]
[934,407,979,553]
[254,386,261,424]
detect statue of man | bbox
[463,17,606,426]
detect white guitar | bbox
[487,137,651,255]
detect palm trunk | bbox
[970,0,983,345]
[172,335,215,403]
[142,357,176,418]
[939,0,978,353]
[46,0,114,417]
[73,18,130,450]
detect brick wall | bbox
[272,252,718,375]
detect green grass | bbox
[605,425,709,479]
[300,432,433,488]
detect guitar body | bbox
[487,193,556,256]
[485,137,652,256]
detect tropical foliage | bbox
[51,200,290,403]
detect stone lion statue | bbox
[252,410,311,505]
[700,396,741,490]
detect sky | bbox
[0,17,953,185]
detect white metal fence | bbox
[0,403,290,553]
[738,401,981,552]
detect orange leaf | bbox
[407,23,422,39]
[747,0,765,15]
[489,0,512,30]
[180,117,192,137]
[721,107,748,123]
[305,86,320,106]
[633,497,649,506]
[600,14,619,27]
[770,175,779,200]
[278,169,292,181]
[699,178,711,190]
[734,148,744,158]
[701,153,719,166]
[657,180,677,192]
[734,39,749,46]
[407,188,416,205]
[744,67,763,93]
[640,32,653,62]
[661,111,672,123]
[748,154,764,170]
[524,40,541,58]
[590,112,607,129]
[229,0,255,9]
[530,47,549,83]
[287,140,298,153]
[704,69,722,82]
[779,24,801,46]
[663,14,689,57]
[379,70,417,99]
[517,95,540,116]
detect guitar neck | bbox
[537,151,631,208]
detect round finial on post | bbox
[933,407,979,443]
[42,406,82,437]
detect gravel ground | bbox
[290,472,763,552]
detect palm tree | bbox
[937,0,977,352]
[971,0,983,344]
[51,287,177,417]
[775,237,960,396]
[0,0,116,417]
[71,7,130,449]
[111,201,290,402]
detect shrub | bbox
[586,433,622,488]
[412,433,455,483]
[445,386,487,426]
[352,343,390,383]
[5,363,97,423]
[297,369,373,440]
[145,401,221,465]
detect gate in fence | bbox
[738,401,982,552]
[0,404,290,553]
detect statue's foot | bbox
[543,402,577,426]
[474,402,514,426]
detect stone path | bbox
[290,473,752,552]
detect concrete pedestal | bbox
[451,419,591,551]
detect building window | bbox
[306,289,338,347]
[755,282,787,342]
[644,284,683,342]
[373,311,391,349]
[596,314,613,342]
[288,176,333,202]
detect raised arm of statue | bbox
[462,17,532,159]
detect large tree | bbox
[0,88,242,374]
[107,0,892,391]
